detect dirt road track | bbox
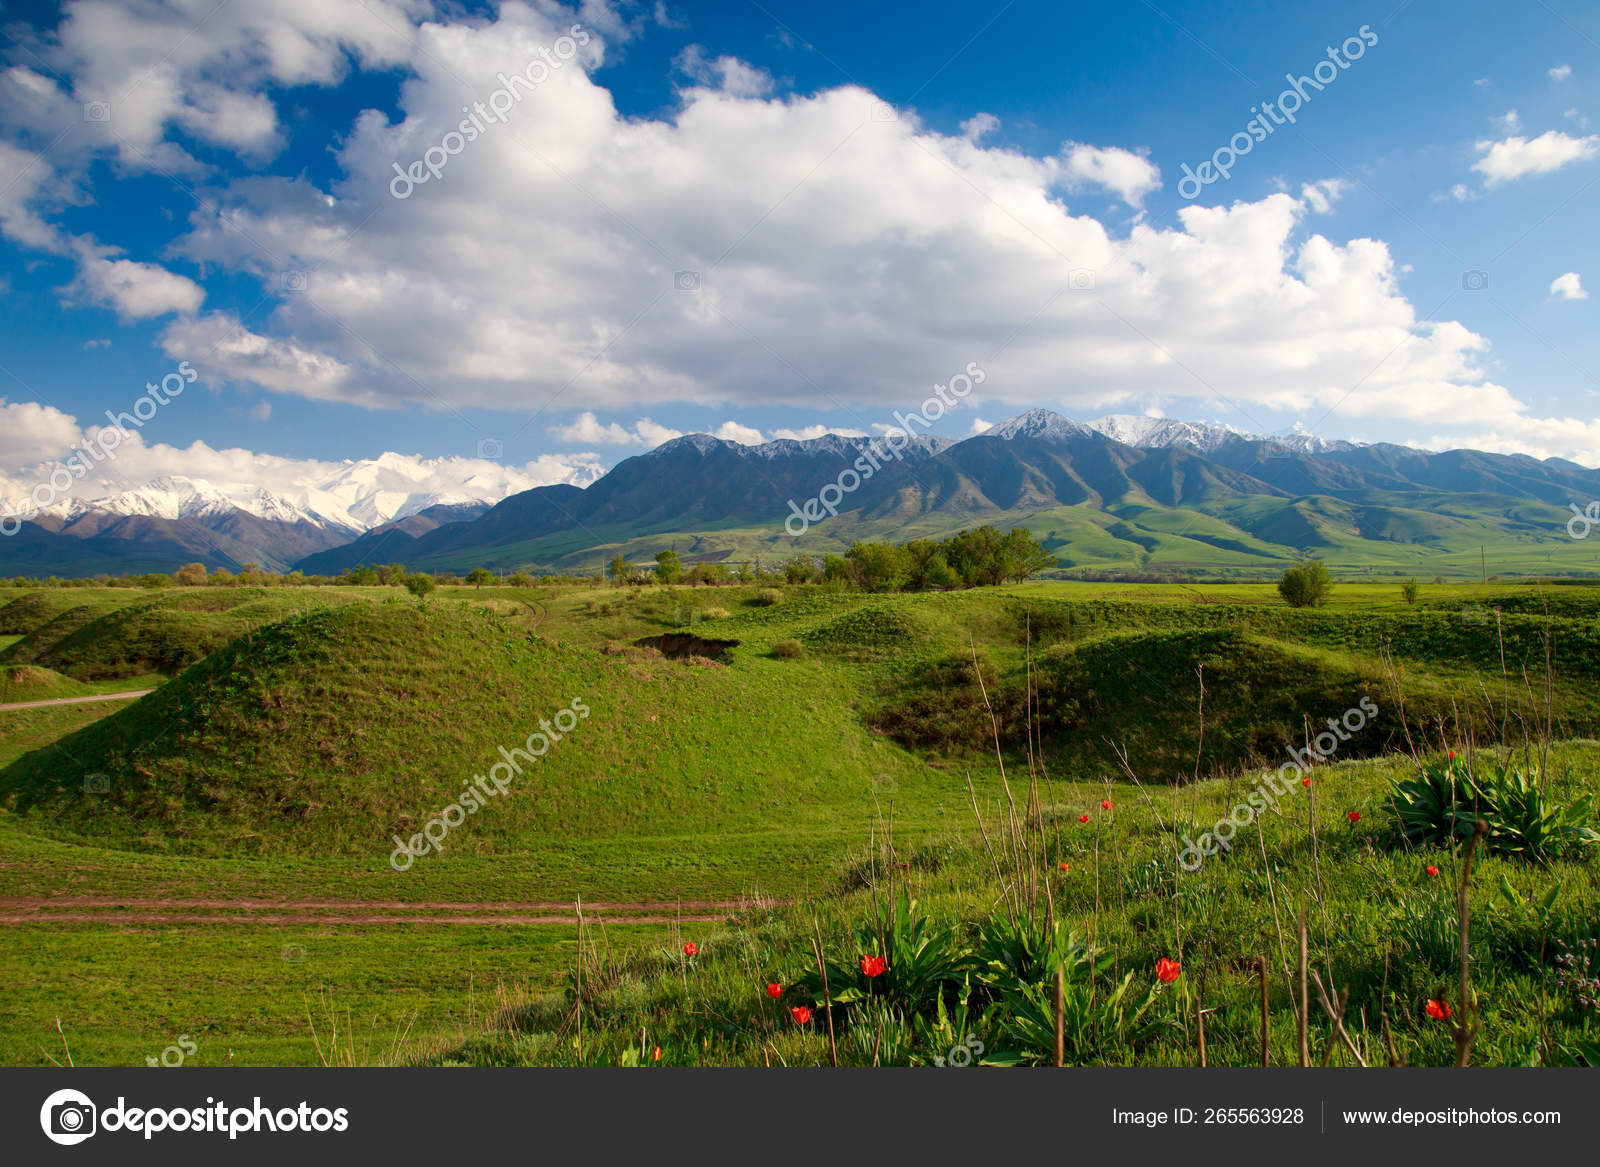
[0,896,754,927]
[0,690,152,713]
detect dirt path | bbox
[0,895,757,927]
[0,690,152,713]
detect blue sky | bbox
[0,0,1596,509]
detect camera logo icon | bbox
[674,270,701,291]
[83,101,111,123]
[83,773,109,794]
[40,1088,97,1145]
[870,102,897,123]
[281,270,308,293]
[1069,268,1097,291]
[476,437,503,460]
[1462,269,1489,291]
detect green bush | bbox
[1278,559,1333,608]
[752,589,784,607]
[771,639,805,659]
[1386,757,1600,862]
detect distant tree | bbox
[783,555,815,585]
[1278,559,1333,608]
[405,573,436,600]
[1400,577,1420,605]
[688,561,728,586]
[822,553,852,585]
[654,549,683,584]
[466,567,494,590]
[377,562,408,586]
[137,573,171,588]
[509,570,533,588]
[608,555,629,585]
[210,567,236,586]
[996,528,1057,583]
[845,541,910,591]
[239,562,266,587]
[173,562,207,587]
[341,566,379,586]
[283,570,306,587]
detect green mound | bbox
[0,601,131,667]
[15,589,349,680]
[873,627,1430,780]
[0,600,962,857]
[0,591,135,636]
[801,603,928,654]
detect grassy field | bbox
[0,579,1596,1067]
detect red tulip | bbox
[652,1046,662,1061]
[1101,799,1113,810]
[1447,750,1456,761]
[791,1005,812,1024]
[1425,865,1439,877]
[1155,958,1181,983]
[1425,999,1453,1020]
[1078,814,1090,824]
[1347,810,1360,823]
[1302,776,1312,788]
[682,942,699,957]
[1058,861,1070,872]
[766,982,783,999]
[860,954,888,978]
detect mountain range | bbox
[6,413,1598,579]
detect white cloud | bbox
[1550,64,1573,82]
[549,412,683,446]
[1473,129,1600,184]
[0,400,84,467]
[1494,109,1521,132]
[961,112,1000,142]
[674,45,775,98]
[66,243,205,319]
[969,417,992,435]
[160,312,352,401]
[1060,142,1161,208]
[1549,271,1587,300]
[1299,178,1347,214]
[1473,77,1491,87]
[769,424,869,440]
[712,421,765,445]
[1565,107,1590,130]
[1448,183,1477,202]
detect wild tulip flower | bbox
[791,1005,813,1024]
[652,1046,662,1061]
[1059,861,1070,872]
[1079,814,1090,824]
[1425,999,1453,1020]
[1347,811,1361,824]
[860,954,888,978]
[766,983,783,999]
[1425,865,1440,877]
[1302,776,1312,788]
[1101,799,1113,810]
[682,942,699,957]
[1155,958,1181,983]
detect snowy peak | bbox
[986,409,1096,443]
[1085,414,1245,453]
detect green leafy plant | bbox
[801,888,968,1016]
[1387,758,1599,863]
[984,951,1177,1066]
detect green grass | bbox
[0,578,1596,1067]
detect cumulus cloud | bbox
[160,312,352,401]
[1549,271,1587,300]
[66,243,206,319]
[549,412,684,445]
[674,45,775,98]
[961,112,1000,142]
[1473,129,1600,184]
[712,421,765,445]
[1550,64,1572,82]
[1299,178,1347,214]
[769,424,869,440]
[1060,142,1161,207]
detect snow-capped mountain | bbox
[987,409,1095,442]
[1084,414,1357,455]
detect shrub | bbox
[1387,757,1600,862]
[752,589,784,607]
[771,639,805,659]
[699,606,731,620]
[404,574,436,599]
[1278,559,1332,608]
[1401,577,1420,605]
